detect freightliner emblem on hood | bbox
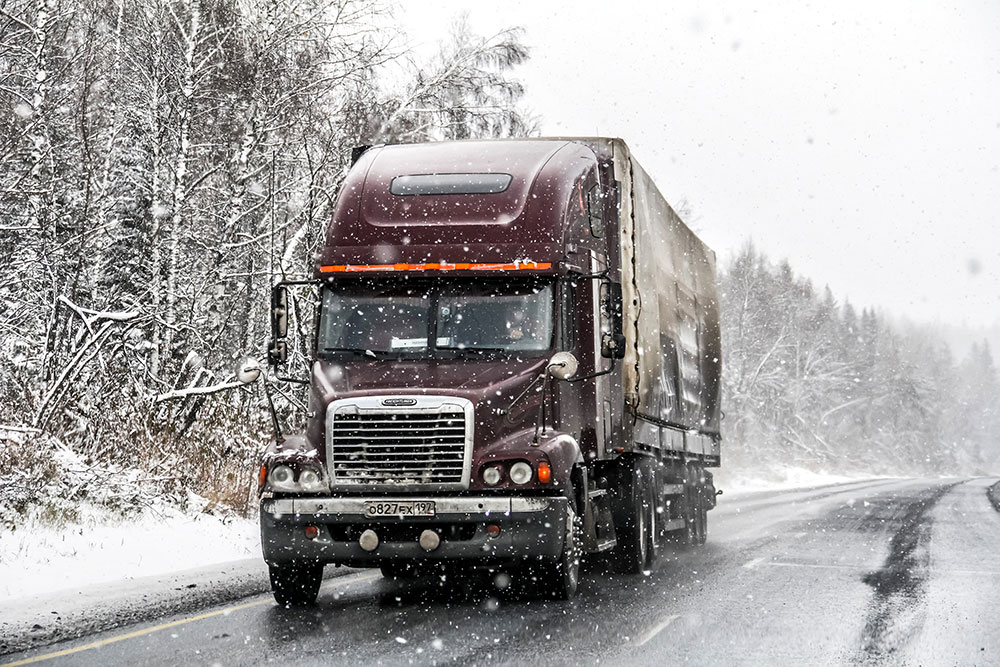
[382,398,418,407]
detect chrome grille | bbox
[326,396,473,489]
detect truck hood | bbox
[303,356,552,463]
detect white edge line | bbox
[633,614,681,647]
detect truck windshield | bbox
[317,280,554,357]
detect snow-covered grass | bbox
[0,434,261,603]
[713,464,883,495]
[0,500,259,602]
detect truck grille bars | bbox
[325,396,474,490]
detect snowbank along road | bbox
[4,477,999,666]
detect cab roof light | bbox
[319,260,552,274]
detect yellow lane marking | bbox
[4,570,382,666]
[4,600,269,666]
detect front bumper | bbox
[260,495,568,567]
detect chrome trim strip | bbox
[264,496,554,516]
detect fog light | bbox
[486,524,501,538]
[419,529,441,552]
[359,529,379,552]
[509,461,532,485]
[304,525,319,539]
[482,465,502,486]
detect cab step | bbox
[663,518,686,531]
[593,537,617,552]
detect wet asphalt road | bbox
[6,477,1000,666]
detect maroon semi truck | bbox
[258,137,721,604]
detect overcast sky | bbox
[396,1,1000,329]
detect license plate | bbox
[364,501,436,517]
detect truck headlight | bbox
[269,464,295,489]
[509,461,533,485]
[482,465,502,486]
[299,466,326,492]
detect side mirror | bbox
[547,351,579,380]
[269,286,289,367]
[236,357,262,384]
[601,332,627,359]
[271,286,288,339]
[600,281,626,359]
[268,340,287,366]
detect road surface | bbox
[4,477,1000,666]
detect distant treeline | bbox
[0,0,534,521]
[720,242,999,475]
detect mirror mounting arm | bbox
[274,375,310,386]
[563,360,616,383]
[261,375,284,444]
[566,268,611,281]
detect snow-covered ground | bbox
[0,502,259,603]
[712,465,883,495]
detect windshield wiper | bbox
[322,347,390,358]
[437,346,508,356]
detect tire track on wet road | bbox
[856,481,962,664]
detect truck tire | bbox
[682,465,708,546]
[269,562,323,607]
[542,504,581,599]
[694,488,708,545]
[691,464,709,545]
[613,461,650,574]
[646,473,661,564]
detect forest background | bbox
[1,0,996,527]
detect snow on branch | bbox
[0,424,42,434]
[58,295,139,323]
[154,379,244,403]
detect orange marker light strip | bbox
[258,464,267,488]
[537,461,552,484]
[320,261,552,273]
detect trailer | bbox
[258,137,721,604]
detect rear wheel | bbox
[645,474,661,563]
[694,484,708,545]
[682,465,708,546]
[613,460,650,574]
[269,562,323,607]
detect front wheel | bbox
[269,562,323,607]
[533,504,581,599]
